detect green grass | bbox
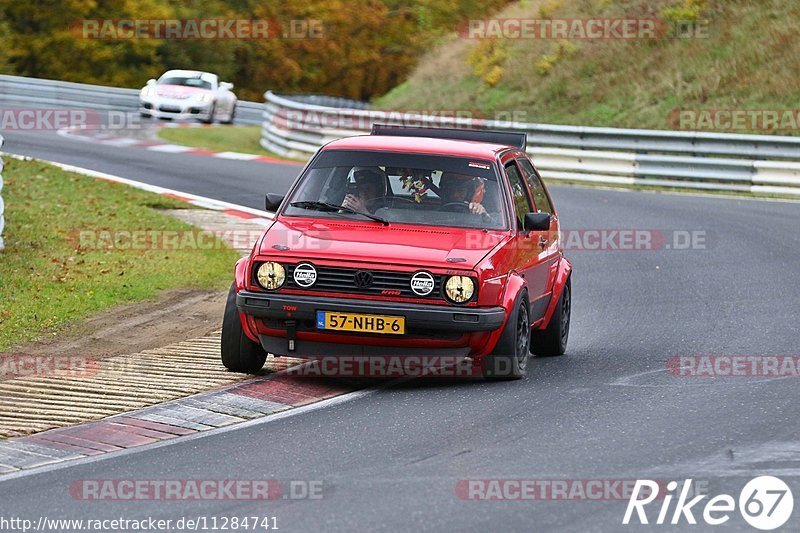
[375,0,800,135]
[157,126,293,159]
[0,158,240,350]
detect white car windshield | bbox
[283,150,508,230]
[158,76,212,90]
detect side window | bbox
[518,158,552,214]
[504,162,533,230]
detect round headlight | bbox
[257,262,285,290]
[444,276,475,303]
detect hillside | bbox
[375,0,800,133]
[0,0,508,101]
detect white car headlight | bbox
[140,87,154,98]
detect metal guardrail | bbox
[0,74,263,125]
[261,91,800,196]
[0,134,4,251]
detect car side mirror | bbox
[524,212,551,231]
[146,79,156,86]
[265,193,285,212]
[220,82,234,90]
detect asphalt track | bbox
[1,129,302,209]
[1,129,799,531]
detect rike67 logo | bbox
[623,476,793,530]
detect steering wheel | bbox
[365,196,417,210]
[440,201,471,213]
[440,201,495,223]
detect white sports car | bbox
[139,70,237,124]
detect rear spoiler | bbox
[370,124,526,151]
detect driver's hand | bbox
[469,202,488,216]
[342,194,366,212]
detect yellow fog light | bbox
[257,262,285,290]
[444,276,475,303]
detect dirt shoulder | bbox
[7,288,227,361]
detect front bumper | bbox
[237,291,506,357]
[139,99,211,120]
[236,291,506,332]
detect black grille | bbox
[158,105,182,113]
[284,264,444,299]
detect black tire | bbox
[483,292,530,380]
[200,103,216,124]
[221,104,236,125]
[221,283,267,373]
[531,278,571,357]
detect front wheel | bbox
[221,283,267,373]
[200,103,216,124]
[483,292,530,380]
[221,104,236,124]
[531,278,571,357]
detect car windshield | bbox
[158,76,212,90]
[283,150,508,230]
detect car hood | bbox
[258,217,509,270]
[154,85,209,99]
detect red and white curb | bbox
[0,367,366,476]
[56,124,303,166]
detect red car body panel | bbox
[233,132,571,360]
[258,217,508,268]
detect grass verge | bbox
[375,0,800,134]
[156,125,298,160]
[0,158,240,350]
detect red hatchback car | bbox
[221,125,572,379]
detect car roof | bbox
[322,134,514,159]
[160,69,216,79]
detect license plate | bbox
[316,311,405,335]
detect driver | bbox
[342,168,386,213]
[439,173,488,216]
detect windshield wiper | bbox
[290,201,390,226]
